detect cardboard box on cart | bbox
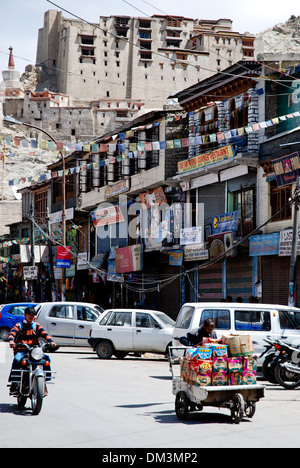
[221,334,253,357]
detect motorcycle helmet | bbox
[24,306,37,315]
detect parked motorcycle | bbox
[274,341,300,389]
[260,338,300,389]
[260,337,278,384]
[9,342,55,414]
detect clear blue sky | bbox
[0,0,299,74]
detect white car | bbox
[88,308,175,359]
[35,302,103,348]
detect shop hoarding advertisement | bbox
[91,204,125,227]
[212,210,238,234]
[208,231,234,259]
[249,230,300,257]
[278,228,300,256]
[56,246,72,268]
[107,259,123,283]
[177,144,235,174]
[249,233,280,256]
[180,226,202,246]
[273,152,300,187]
[23,266,38,280]
[169,250,183,266]
[104,179,130,199]
[184,244,209,262]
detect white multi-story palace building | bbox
[36,10,255,110]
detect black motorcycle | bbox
[260,337,279,384]
[260,338,300,389]
[9,342,55,414]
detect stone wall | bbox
[0,201,21,235]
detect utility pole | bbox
[46,207,56,301]
[3,115,67,302]
[288,176,300,307]
[30,201,35,302]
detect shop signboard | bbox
[23,266,38,280]
[77,252,88,270]
[184,244,209,262]
[104,179,130,199]
[56,246,72,268]
[115,244,143,274]
[180,226,202,246]
[169,250,183,266]
[107,259,123,283]
[208,231,234,259]
[139,186,167,209]
[249,233,280,256]
[91,205,125,227]
[273,152,300,187]
[212,210,239,234]
[177,144,235,174]
[66,264,76,277]
[278,228,300,256]
[49,207,74,224]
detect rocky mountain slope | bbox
[0,122,60,201]
[256,15,300,55]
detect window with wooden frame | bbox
[200,106,218,152]
[230,95,249,130]
[227,186,256,236]
[53,173,75,204]
[34,188,48,226]
[270,180,292,221]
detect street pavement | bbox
[0,342,300,449]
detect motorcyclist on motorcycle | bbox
[8,306,56,395]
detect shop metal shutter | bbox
[262,256,289,306]
[262,256,300,307]
[226,253,253,302]
[198,262,223,302]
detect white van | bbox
[172,302,300,366]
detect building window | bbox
[270,181,292,221]
[228,187,255,236]
[81,47,95,56]
[53,174,74,204]
[139,20,151,28]
[81,35,94,45]
[140,51,152,60]
[34,189,48,226]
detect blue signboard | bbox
[212,211,239,234]
[56,258,71,268]
[249,233,280,256]
[169,250,183,266]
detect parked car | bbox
[0,302,38,341]
[34,302,103,348]
[172,302,300,366]
[88,308,175,359]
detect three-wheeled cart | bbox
[169,347,265,424]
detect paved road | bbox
[0,342,300,449]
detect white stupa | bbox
[0,46,25,128]
[1,46,24,99]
